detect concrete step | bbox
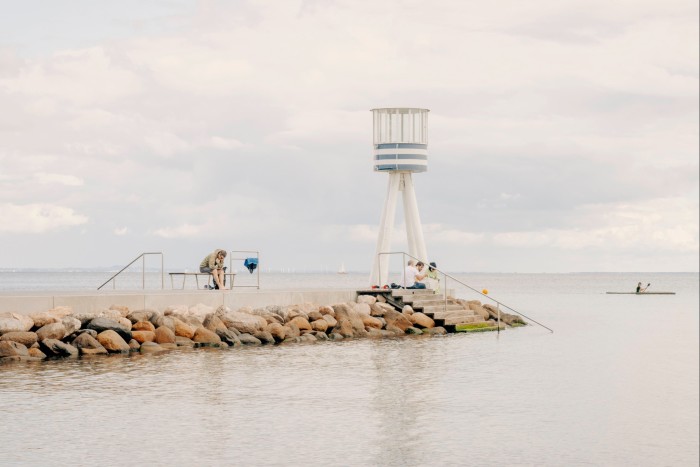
[407,299,455,308]
[403,294,457,305]
[442,315,481,325]
[421,304,468,314]
[390,289,437,298]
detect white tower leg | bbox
[402,173,428,263]
[370,172,401,286]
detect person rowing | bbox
[636,282,650,293]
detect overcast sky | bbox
[0,0,698,273]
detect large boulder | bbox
[409,312,435,329]
[62,317,82,336]
[35,322,68,342]
[216,329,241,347]
[70,311,102,327]
[311,319,328,333]
[357,295,377,305]
[28,348,46,359]
[150,314,175,332]
[267,323,286,342]
[139,342,166,354]
[202,314,227,334]
[96,330,130,353]
[109,305,130,317]
[289,316,312,332]
[238,333,262,345]
[362,315,383,330]
[72,333,108,355]
[154,326,176,344]
[254,330,275,345]
[217,310,267,335]
[383,309,413,332]
[132,331,156,344]
[126,309,154,324]
[322,314,338,329]
[332,304,366,338]
[0,331,38,347]
[28,311,61,328]
[352,303,371,316]
[172,318,196,339]
[0,313,34,334]
[318,305,335,317]
[132,321,156,332]
[87,317,132,342]
[193,327,222,345]
[0,340,29,357]
[39,339,79,358]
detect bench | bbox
[169,272,236,290]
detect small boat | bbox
[606,292,676,295]
[338,263,347,274]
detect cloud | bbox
[114,227,129,236]
[34,172,84,186]
[0,203,88,233]
[493,197,699,253]
[151,223,204,239]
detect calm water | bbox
[1,272,698,466]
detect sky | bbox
[0,0,698,273]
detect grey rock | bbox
[0,331,38,347]
[0,340,29,357]
[35,323,67,342]
[87,317,132,342]
[253,330,275,345]
[238,333,262,345]
[216,329,241,347]
[40,339,79,358]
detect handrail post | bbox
[497,303,501,335]
[444,273,447,312]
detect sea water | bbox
[0,272,698,466]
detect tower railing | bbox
[97,252,164,290]
[376,251,553,333]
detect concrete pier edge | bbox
[0,289,359,315]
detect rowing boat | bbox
[606,292,676,295]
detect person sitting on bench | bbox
[200,249,228,290]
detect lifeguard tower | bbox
[369,108,430,286]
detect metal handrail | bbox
[377,251,553,333]
[97,252,164,290]
[229,250,260,289]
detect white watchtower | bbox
[369,107,430,286]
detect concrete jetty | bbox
[0,289,357,316]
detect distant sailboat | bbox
[338,263,347,274]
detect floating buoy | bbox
[482,289,488,295]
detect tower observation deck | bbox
[372,108,429,173]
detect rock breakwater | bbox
[0,294,518,364]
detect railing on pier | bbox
[229,250,260,289]
[377,251,553,333]
[97,252,164,290]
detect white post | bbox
[370,172,401,286]
[402,173,428,263]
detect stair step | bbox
[402,294,446,303]
[421,304,467,314]
[390,289,437,297]
[408,299,454,308]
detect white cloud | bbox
[0,203,88,233]
[493,197,699,253]
[114,227,129,236]
[151,224,204,239]
[34,172,84,186]
[206,136,244,150]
